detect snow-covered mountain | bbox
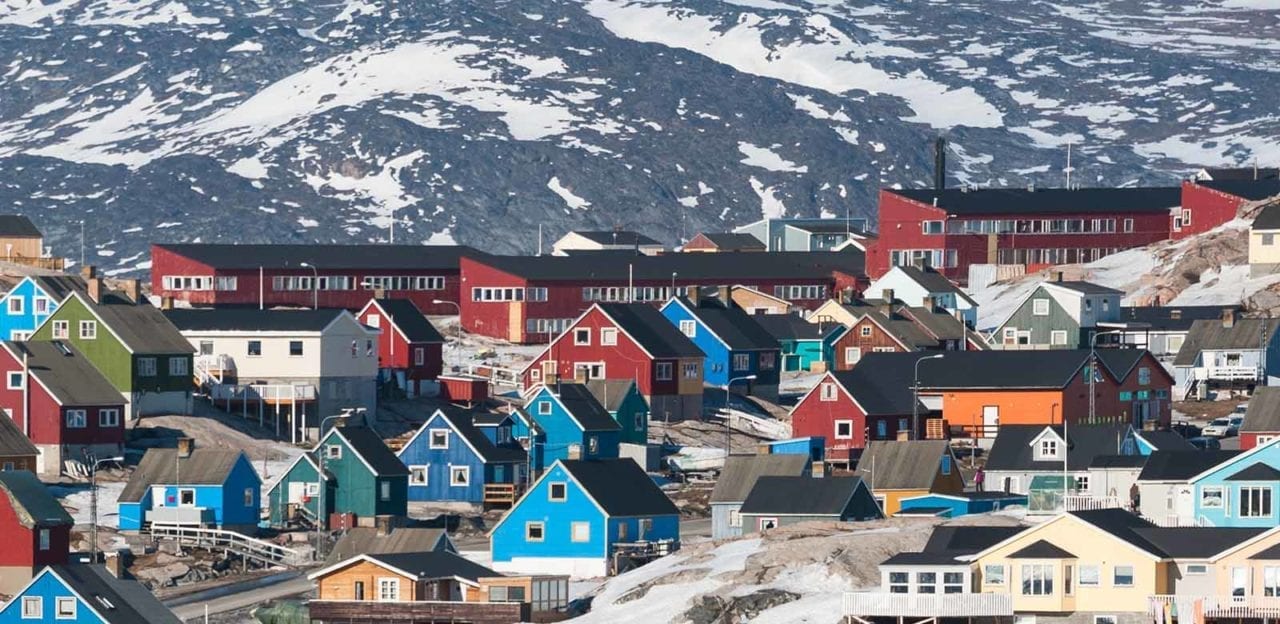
[2,0,1279,274]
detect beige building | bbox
[0,215,44,263]
[1249,204,1280,276]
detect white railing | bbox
[1150,595,1280,620]
[195,354,232,385]
[149,523,304,567]
[1063,495,1123,511]
[1141,514,1210,527]
[148,506,210,526]
[1196,365,1261,381]
[843,592,1013,618]
[461,364,522,389]
[209,383,316,402]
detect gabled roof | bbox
[824,367,922,417]
[1138,450,1241,481]
[311,550,498,585]
[856,440,953,490]
[1199,167,1280,182]
[887,187,1181,216]
[42,565,182,624]
[0,409,38,459]
[691,232,766,251]
[1225,463,1280,481]
[0,471,72,527]
[859,309,940,350]
[985,424,1129,472]
[1067,509,1167,558]
[1118,305,1240,332]
[559,459,678,517]
[710,454,811,504]
[363,299,443,343]
[753,313,840,342]
[67,292,195,354]
[324,426,409,477]
[543,384,621,432]
[595,303,704,358]
[846,351,1101,392]
[1243,387,1280,433]
[569,230,661,246]
[154,243,476,270]
[29,275,88,301]
[739,476,869,516]
[898,306,968,343]
[1254,203,1280,230]
[585,379,639,413]
[891,265,976,306]
[402,409,525,465]
[0,215,41,237]
[164,308,350,332]
[1133,430,1195,453]
[1202,179,1280,202]
[326,527,452,565]
[1090,454,1149,469]
[1009,539,1076,559]
[119,448,253,503]
[1173,318,1280,366]
[1133,527,1264,558]
[670,296,779,351]
[473,250,864,282]
[1047,280,1124,296]
[882,525,1024,565]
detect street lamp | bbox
[913,354,945,440]
[432,299,461,374]
[85,453,124,563]
[671,272,677,297]
[314,413,348,559]
[724,374,757,457]
[299,262,319,310]
[1088,329,1124,425]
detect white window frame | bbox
[525,521,545,542]
[1050,330,1068,346]
[860,325,872,337]
[1078,565,1100,587]
[549,482,568,502]
[757,516,779,531]
[7,296,22,315]
[137,357,156,377]
[1021,564,1055,596]
[450,466,470,487]
[655,362,673,381]
[325,445,342,460]
[600,328,618,346]
[429,429,449,449]
[1240,485,1273,518]
[33,297,49,315]
[1201,486,1226,509]
[571,521,591,543]
[65,409,87,429]
[1113,565,1134,587]
[835,420,854,440]
[379,480,391,501]
[682,362,699,379]
[679,320,696,337]
[537,400,552,416]
[377,577,400,601]
[728,508,742,528]
[984,564,1006,585]
[54,596,75,619]
[845,347,861,365]
[168,357,188,377]
[820,382,839,402]
[21,596,41,619]
[1033,298,1050,316]
[409,465,428,486]
[51,320,69,339]
[6,371,22,390]
[573,328,591,346]
[1039,439,1059,458]
[79,320,96,339]
[732,353,750,372]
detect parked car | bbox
[1171,422,1202,439]
[1203,418,1232,437]
[1228,414,1245,436]
[1188,436,1222,450]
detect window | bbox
[99,409,119,428]
[378,480,391,501]
[289,341,304,356]
[759,352,776,371]
[1186,564,1208,575]
[941,454,952,475]
[1038,438,1059,458]
[1095,617,1117,624]
[137,357,156,377]
[34,297,49,315]
[52,320,68,339]
[922,220,944,235]
[429,430,449,449]
[1032,298,1050,316]
[1266,234,1277,246]
[413,347,425,366]
[1201,486,1225,509]
[215,276,238,291]
[845,347,861,365]
[450,466,469,487]
[655,362,673,381]
[860,325,872,337]
[178,489,195,506]
[244,487,254,507]
[1240,486,1273,517]
[1021,564,1054,595]
[835,420,854,439]
[917,572,937,594]
[1138,367,1151,385]
[984,564,1006,585]
[21,597,41,618]
[365,340,374,357]
[326,445,342,459]
[168,358,187,376]
[1075,475,1090,493]
[571,521,590,542]
[549,482,567,501]
[55,596,75,618]
[6,296,21,315]
[757,517,779,531]
[6,371,21,390]
[377,578,399,601]
[39,528,50,551]
[537,401,552,416]
[489,585,527,603]
[409,466,428,485]
[525,521,545,542]
[1265,567,1280,596]
[65,410,86,428]
[79,320,96,339]
[587,436,599,455]
[1113,565,1134,587]
[574,328,591,346]
[351,340,357,358]
[889,571,909,593]
[1123,218,1134,233]
[601,328,618,346]
[682,362,699,379]
[1050,330,1068,345]
[820,382,839,402]
[679,320,696,337]
[1234,567,1249,596]
[943,572,964,594]
[732,353,750,372]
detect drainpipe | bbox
[21,349,29,435]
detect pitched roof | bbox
[1226,463,1280,481]
[76,294,195,354]
[881,524,1025,565]
[1048,280,1124,296]
[0,471,72,527]
[164,308,347,332]
[368,299,443,343]
[677,297,778,350]
[826,366,922,417]
[1200,167,1280,182]
[154,243,476,270]
[1244,387,1280,433]
[1254,203,1280,230]
[1201,179,1280,202]
[1068,508,1167,558]
[329,426,408,477]
[863,310,940,350]
[1138,450,1241,481]
[570,230,661,246]
[893,265,976,305]
[899,306,969,342]
[46,564,182,624]
[855,441,950,490]
[1009,539,1076,559]
[887,187,1181,216]
[1131,527,1264,558]
[1174,318,1280,366]
[559,459,678,517]
[1118,305,1240,332]
[419,409,525,464]
[548,384,621,432]
[1133,430,1196,452]
[119,448,251,502]
[848,351,1096,392]
[1090,454,1149,469]
[326,527,451,565]
[596,303,704,358]
[473,250,864,282]
[739,476,868,516]
[0,409,38,459]
[30,275,88,301]
[753,313,837,341]
[693,232,766,251]
[985,424,1129,472]
[710,454,811,503]
[1250,542,1280,560]
[0,215,41,237]
[585,379,639,413]
[368,551,500,582]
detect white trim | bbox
[661,298,734,349]
[488,460,612,544]
[1189,436,1280,484]
[519,303,661,379]
[5,568,111,624]
[788,371,872,421]
[963,512,1163,562]
[396,410,490,464]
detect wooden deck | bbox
[483,483,518,508]
[308,599,529,623]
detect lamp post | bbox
[85,453,124,563]
[1088,329,1124,425]
[299,262,319,310]
[314,413,348,560]
[913,354,945,440]
[724,374,757,457]
[432,299,461,374]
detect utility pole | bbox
[86,454,123,563]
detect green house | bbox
[266,425,408,529]
[31,289,194,418]
[586,378,650,446]
[754,313,847,372]
[990,280,1123,349]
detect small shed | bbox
[439,375,489,406]
[896,491,1027,518]
[739,476,881,533]
[710,454,811,539]
[760,437,825,463]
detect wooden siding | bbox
[308,600,529,624]
[994,286,1082,348]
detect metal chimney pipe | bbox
[934,137,947,191]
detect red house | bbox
[0,470,73,595]
[790,369,916,467]
[462,251,866,344]
[519,303,706,420]
[0,341,126,478]
[150,244,476,315]
[1175,179,1280,239]
[1238,387,1280,450]
[868,186,1181,282]
[357,298,444,396]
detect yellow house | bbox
[970,509,1170,619]
[1250,205,1280,277]
[855,440,965,515]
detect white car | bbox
[1203,417,1232,438]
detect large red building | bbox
[1176,179,1280,239]
[868,187,1181,282]
[461,251,866,344]
[150,244,477,315]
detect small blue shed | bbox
[523,384,622,471]
[762,437,825,463]
[897,491,1028,518]
[398,409,527,504]
[490,458,679,578]
[117,445,261,534]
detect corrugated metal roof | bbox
[740,476,867,515]
[1243,387,1280,432]
[84,294,195,354]
[0,471,72,527]
[1173,318,1280,366]
[7,341,125,406]
[0,410,38,459]
[710,454,811,503]
[119,448,248,502]
[325,527,451,565]
[855,441,949,490]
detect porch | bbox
[205,382,317,444]
[842,592,1013,622]
[1149,595,1280,621]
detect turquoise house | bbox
[265,426,408,529]
[586,379,649,446]
[0,275,83,341]
[522,384,622,471]
[1190,437,1280,527]
[753,314,846,372]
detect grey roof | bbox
[119,448,251,502]
[1243,387,1280,433]
[828,366,924,417]
[326,527,451,565]
[1132,527,1264,558]
[1201,167,1280,182]
[899,306,968,342]
[740,476,869,516]
[1118,306,1240,332]
[6,341,123,406]
[1226,463,1280,481]
[330,426,409,477]
[753,313,838,342]
[1049,280,1124,295]
[585,379,640,413]
[985,424,1129,472]
[426,409,525,464]
[1202,179,1280,202]
[30,275,88,301]
[475,250,864,282]
[597,303,704,358]
[894,265,976,306]
[1068,509,1167,557]
[1251,543,1280,560]
[560,459,678,517]
[677,297,779,351]
[0,215,41,237]
[571,230,662,246]
[1138,450,1241,481]
[864,310,940,349]
[369,551,501,582]
[0,409,38,459]
[881,551,966,564]
[710,454,811,503]
[82,295,195,354]
[1134,430,1196,452]
[48,564,182,624]
[1010,539,1076,559]
[1090,454,1149,469]
[693,232,766,251]
[164,308,345,332]
[846,351,1095,394]
[471,412,512,427]
[0,471,72,527]
[882,525,1023,566]
[1255,203,1280,230]
[369,299,443,343]
[551,384,621,432]
[855,441,950,490]
[1173,318,1280,366]
[154,243,476,270]
[888,187,1181,216]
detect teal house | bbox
[753,314,847,372]
[586,379,649,446]
[266,426,407,529]
[1189,437,1280,528]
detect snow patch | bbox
[738,142,807,173]
[547,176,591,210]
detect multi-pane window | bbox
[943,572,965,594]
[917,572,937,594]
[55,597,75,618]
[1264,567,1280,596]
[1241,486,1273,518]
[66,410,87,428]
[759,352,776,370]
[51,320,69,339]
[820,382,838,401]
[364,276,443,291]
[773,285,827,300]
[99,409,120,428]
[655,362,673,381]
[1033,299,1050,316]
[169,358,188,376]
[681,362,699,379]
[472,287,527,302]
[732,353,750,371]
[162,276,214,291]
[79,320,96,339]
[1021,564,1054,595]
[1138,367,1151,385]
[889,572,909,594]
[137,358,157,376]
[526,318,573,334]
[600,328,618,346]
[377,578,399,601]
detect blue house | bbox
[117,443,261,534]
[0,275,84,341]
[398,409,527,505]
[753,313,847,373]
[1190,437,1280,528]
[472,412,517,446]
[897,492,1028,518]
[0,564,181,623]
[490,458,679,577]
[660,293,781,400]
[523,384,622,471]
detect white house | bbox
[862,265,978,328]
[550,230,664,256]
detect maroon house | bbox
[0,470,73,595]
[519,303,706,421]
[1176,179,1280,239]
[357,298,444,395]
[0,341,126,478]
[150,244,477,315]
[790,369,915,467]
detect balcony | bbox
[1195,365,1261,381]
[1063,495,1123,511]
[843,592,1013,619]
[1150,595,1280,621]
[148,506,211,526]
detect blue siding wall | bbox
[492,463,606,563]
[606,514,680,544]
[525,388,620,470]
[399,413,487,503]
[898,494,1027,518]
[118,455,260,530]
[1193,441,1280,527]
[0,570,106,624]
[118,501,144,531]
[221,455,262,527]
[660,302,730,386]
[0,279,63,340]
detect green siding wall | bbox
[996,287,1081,348]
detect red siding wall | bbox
[358,307,443,380]
[0,497,69,569]
[790,377,907,461]
[0,351,124,446]
[520,308,678,397]
[439,376,489,404]
[1175,181,1248,240]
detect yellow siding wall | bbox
[317,560,415,601]
[1210,531,1280,596]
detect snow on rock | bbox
[547,176,591,210]
[749,177,786,219]
[738,142,807,173]
[226,155,269,179]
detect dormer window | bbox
[1038,439,1059,458]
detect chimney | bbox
[103,551,130,579]
[1170,309,1182,321]
[717,285,731,306]
[87,278,102,304]
[374,288,386,300]
[122,279,141,304]
[880,288,895,315]
[882,288,894,305]
[922,296,934,310]
[933,137,946,192]
[161,296,174,311]
[375,514,400,537]
[80,264,97,280]
[685,285,700,307]
[176,437,195,459]
[1223,308,1236,328]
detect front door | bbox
[354,581,365,601]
